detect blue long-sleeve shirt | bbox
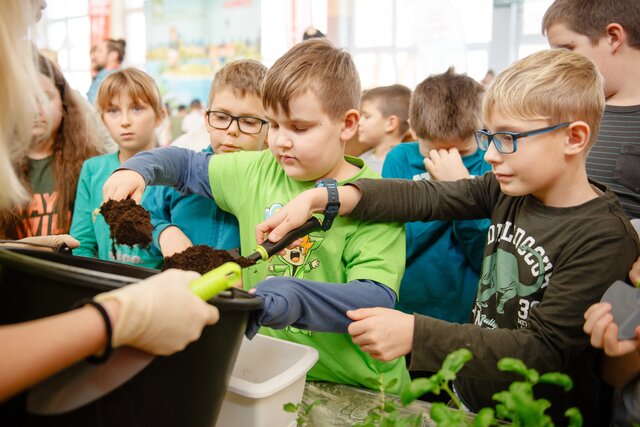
[382,143,491,323]
[144,147,240,252]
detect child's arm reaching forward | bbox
[246,278,397,339]
[103,147,213,202]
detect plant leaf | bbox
[565,407,583,427]
[401,377,439,405]
[283,402,299,413]
[539,372,573,392]
[472,408,496,427]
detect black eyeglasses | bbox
[205,110,268,135]
[474,122,571,154]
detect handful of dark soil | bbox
[163,245,255,275]
[100,199,153,248]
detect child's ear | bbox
[565,121,590,156]
[155,108,167,126]
[605,23,625,54]
[341,109,360,142]
[384,115,400,134]
[409,127,418,141]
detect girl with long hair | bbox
[0,54,101,239]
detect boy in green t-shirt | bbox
[102,39,409,393]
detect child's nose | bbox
[483,141,502,164]
[227,118,240,135]
[274,129,292,148]
[120,111,132,126]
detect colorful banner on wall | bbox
[145,0,262,107]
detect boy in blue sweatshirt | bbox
[145,60,268,257]
[382,68,491,323]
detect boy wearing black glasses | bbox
[146,59,268,257]
[256,49,640,425]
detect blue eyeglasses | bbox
[474,122,571,154]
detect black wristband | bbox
[315,178,340,231]
[71,299,113,364]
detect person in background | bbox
[0,54,101,240]
[357,84,411,174]
[70,68,165,268]
[0,0,218,402]
[171,104,187,140]
[480,69,495,86]
[382,68,491,324]
[543,0,640,219]
[255,49,640,425]
[181,98,206,133]
[103,39,410,394]
[87,38,126,104]
[147,59,268,258]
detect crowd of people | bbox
[0,0,639,425]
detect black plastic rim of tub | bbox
[0,247,264,310]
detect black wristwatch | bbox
[315,178,340,231]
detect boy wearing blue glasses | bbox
[145,60,268,257]
[256,49,640,424]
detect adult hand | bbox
[347,307,414,362]
[7,234,81,251]
[102,170,146,204]
[159,226,193,257]
[630,256,640,287]
[95,269,219,355]
[424,148,470,182]
[583,301,640,357]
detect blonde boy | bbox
[257,50,640,424]
[103,40,408,393]
[358,84,411,174]
[146,60,268,257]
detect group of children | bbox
[2,0,639,424]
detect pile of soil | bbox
[163,245,255,275]
[100,199,153,248]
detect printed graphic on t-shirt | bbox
[472,221,553,329]
[264,203,324,336]
[20,191,66,236]
[413,172,430,181]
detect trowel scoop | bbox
[27,262,242,415]
[600,280,640,340]
[227,217,322,266]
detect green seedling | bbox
[286,349,582,427]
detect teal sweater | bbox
[70,152,163,268]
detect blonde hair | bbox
[0,0,41,209]
[96,68,164,118]
[208,59,267,107]
[361,84,412,137]
[542,0,640,49]
[410,68,484,142]
[262,39,360,120]
[483,49,605,148]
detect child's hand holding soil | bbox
[100,199,153,248]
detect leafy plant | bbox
[286,349,583,427]
[283,398,327,427]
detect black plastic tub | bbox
[0,247,263,427]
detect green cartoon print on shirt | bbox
[477,245,545,314]
[267,234,324,277]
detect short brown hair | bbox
[208,59,268,107]
[542,0,640,49]
[484,49,604,148]
[105,39,126,63]
[96,68,164,119]
[361,85,411,136]
[410,68,484,142]
[262,39,360,120]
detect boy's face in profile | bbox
[266,90,350,182]
[358,99,387,147]
[546,23,612,97]
[483,109,570,200]
[205,88,268,154]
